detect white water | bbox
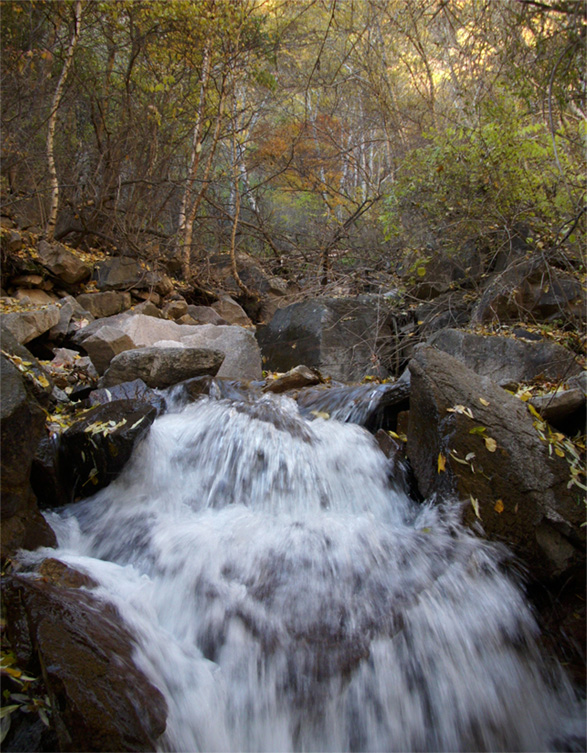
[32,395,583,752]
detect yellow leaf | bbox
[479,398,490,406]
[494,499,504,514]
[554,447,565,457]
[310,410,329,420]
[470,496,481,519]
[417,266,427,277]
[527,403,542,420]
[484,437,497,452]
[437,453,446,473]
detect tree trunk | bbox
[46,0,83,242]
[179,43,211,279]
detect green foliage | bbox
[382,89,584,257]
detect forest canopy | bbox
[1,0,585,290]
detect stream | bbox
[28,391,584,752]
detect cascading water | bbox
[29,393,583,752]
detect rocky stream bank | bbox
[0,222,585,751]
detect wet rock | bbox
[2,573,167,752]
[1,304,60,344]
[31,434,70,509]
[1,356,56,557]
[92,256,145,291]
[89,378,166,414]
[297,377,410,431]
[211,295,253,327]
[37,240,90,285]
[181,325,262,381]
[101,346,224,389]
[263,365,323,394]
[427,328,581,384]
[76,291,132,319]
[82,324,135,375]
[407,346,585,581]
[257,298,394,383]
[60,399,157,497]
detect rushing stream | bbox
[30,392,583,752]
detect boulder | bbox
[14,288,57,305]
[1,326,55,408]
[92,256,145,291]
[101,346,224,389]
[181,325,262,381]
[427,328,582,384]
[2,573,166,752]
[116,313,186,347]
[132,300,163,318]
[176,314,199,325]
[472,259,584,324]
[1,356,56,557]
[48,295,94,341]
[406,346,585,580]
[162,297,188,320]
[37,240,90,284]
[186,305,227,325]
[60,399,157,497]
[1,304,60,344]
[133,289,161,305]
[208,251,288,299]
[82,325,135,375]
[263,365,322,394]
[31,434,70,509]
[76,291,132,319]
[1,227,23,253]
[257,298,393,383]
[211,295,253,327]
[89,378,166,414]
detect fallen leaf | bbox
[484,436,497,452]
[470,496,481,519]
[437,453,446,473]
[447,404,474,419]
[469,426,487,435]
[494,499,504,513]
[479,398,490,406]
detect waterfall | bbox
[31,393,583,752]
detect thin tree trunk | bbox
[182,83,227,273]
[179,43,211,278]
[46,0,83,242]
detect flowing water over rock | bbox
[33,394,583,752]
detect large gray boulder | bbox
[406,345,585,580]
[37,240,91,284]
[1,304,60,344]
[257,298,393,383]
[427,328,582,384]
[82,325,135,375]
[181,325,262,381]
[102,346,224,388]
